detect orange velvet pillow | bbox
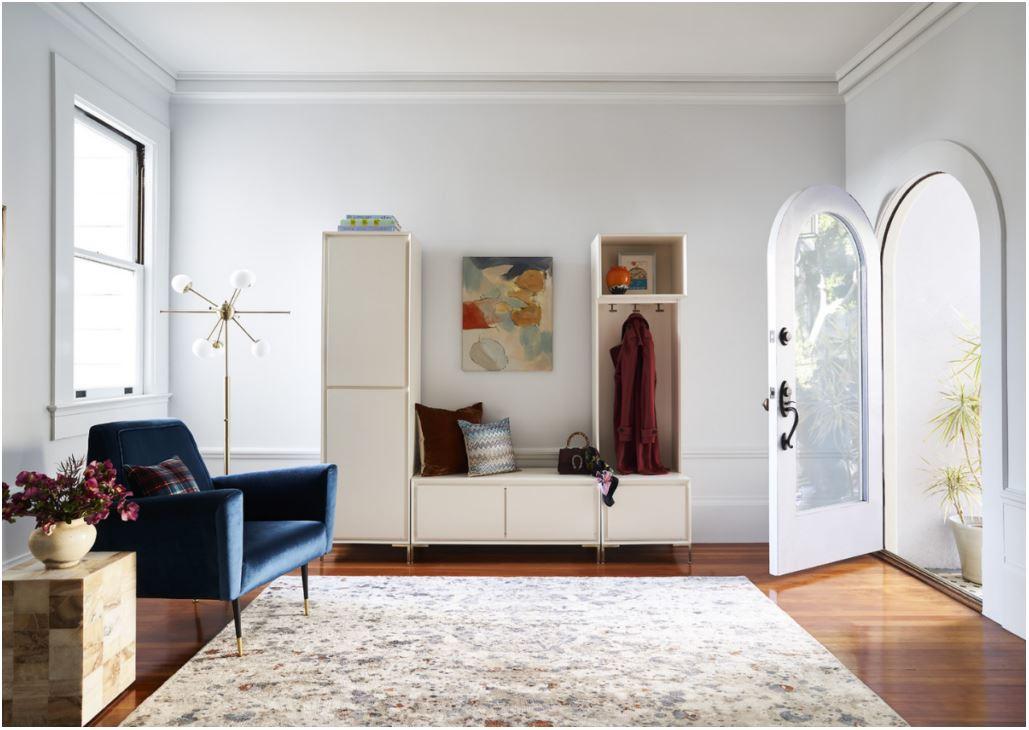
[416,402,483,476]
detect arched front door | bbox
[766,186,883,575]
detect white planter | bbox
[948,514,982,585]
[27,518,97,569]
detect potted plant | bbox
[924,333,982,584]
[2,456,139,569]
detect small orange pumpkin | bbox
[606,265,632,294]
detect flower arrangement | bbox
[2,455,139,535]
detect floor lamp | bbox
[163,270,290,475]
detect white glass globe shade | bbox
[191,338,215,359]
[229,269,256,289]
[251,339,271,358]
[171,274,192,293]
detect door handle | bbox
[778,379,799,450]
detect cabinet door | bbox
[325,388,407,541]
[324,235,408,387]
[604,485,689,542]
[506,485,598,541]
[414,485,506,541]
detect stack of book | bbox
[337,214,402,232]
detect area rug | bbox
[122,576,906,726]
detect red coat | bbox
[610,313,668,475]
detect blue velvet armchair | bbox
[87,419,337,656]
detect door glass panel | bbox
[793,213,864,510]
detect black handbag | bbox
[558,432,593,475]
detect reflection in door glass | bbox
[793,213,864,510]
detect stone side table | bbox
[2,551,136,726]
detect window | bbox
[72,108,145,398]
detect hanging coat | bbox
[610,313,668,475]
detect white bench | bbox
[409,468,691,563]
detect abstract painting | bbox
[462,256,553,371]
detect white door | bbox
[767,186,883,575]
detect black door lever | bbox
[778,379,799,450]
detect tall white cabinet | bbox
[322,232,420,545]
[590,234,692,553]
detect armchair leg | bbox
[231,599,243,656]
[301,563,310,616]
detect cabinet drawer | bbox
[414,485,505,541]
[506,485,598,541]
[605,484,689,542]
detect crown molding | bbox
[41,2,177,94]
[836,2,974,100]
[171,73,842,105]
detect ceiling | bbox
[87,2,914,79]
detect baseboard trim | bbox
[3,551,31,569]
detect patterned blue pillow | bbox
[457,418,517,477]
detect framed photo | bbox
[618,253,655,294]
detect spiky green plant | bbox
[926,331,982,523]
[924,464,978,525]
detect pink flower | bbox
[119,501,139,521]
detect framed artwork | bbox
[618,253,656,294]
[462,256,553,372]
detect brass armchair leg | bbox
[231,598,243,656]
[301,563,310,616]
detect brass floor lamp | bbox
[163,270,289,475]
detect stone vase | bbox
[28,518,97,569]
[948,514,983,585]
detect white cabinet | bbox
[411,470,601,553]
[322,232,419,545]
[591,234,692,549]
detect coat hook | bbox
[656,303,665,313]
[608,303,617,313]
[633,303,640,313]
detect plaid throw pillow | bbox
[125,456,201,497]
[457,418,517,477]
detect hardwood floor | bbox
[92,544,1025,727]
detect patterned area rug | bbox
[123,576,905,727]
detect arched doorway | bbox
[767,141,1018,634]
[881,173,983,602]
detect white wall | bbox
[170,101,845,541]
[891,174,980,570]
[1,3,171,562]
[846,3,1024,632]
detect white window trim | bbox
[50,54,171,440]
